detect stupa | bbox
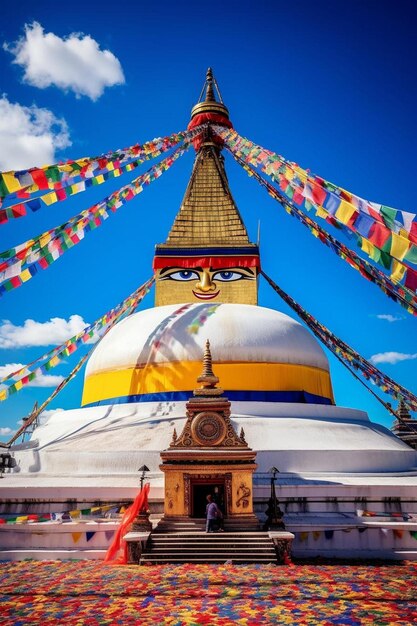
[1,69,417,561]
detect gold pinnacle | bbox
[205,68,215,102]
[194,339,223,396]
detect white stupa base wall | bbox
[1,401,417,560]
[6,401,417,477]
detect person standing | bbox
[205,494,220,533]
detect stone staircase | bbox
[140,517,277,564]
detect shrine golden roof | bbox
[162,144,251,247]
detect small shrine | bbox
[160,340,257,521]
[392,401,417,450]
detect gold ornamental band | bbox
[82,361,334,406]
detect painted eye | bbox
[164,270,199,281]
[213,271,244,282]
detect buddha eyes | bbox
[164,270,200,281]
[161,270,250,282]
[212,271,244,282]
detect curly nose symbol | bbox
[196,270,216,292]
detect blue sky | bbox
[0,0,416,440]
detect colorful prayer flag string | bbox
[0,276,154,405]
[226,146,417,317]
[0,127,204,213]
[0,127,205,223]
[0,277,154,387]
[261,270,417,412]
[216,127,417,292]
[0,143,190,295]
[0,503,128,525]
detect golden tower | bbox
[154,68,260,306]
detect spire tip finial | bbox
[194,338,223,396]
[205,69,215,102]
[189,67,230,130]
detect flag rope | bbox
[5,276,154,444]
[0,142,191,295]
[261,270,417,412]
[0,276,154,405]
[216,127,417,285]
[0,127,204,209]
[226,146,417,316]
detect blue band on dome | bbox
[83,389,333,408]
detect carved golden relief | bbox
[236,483,251,508]
[191,412,227,446]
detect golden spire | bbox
[164,147,251,246]
[158,67,253,247]
[190,67,230,120]
[194,340,224,397]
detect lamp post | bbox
[138,464,150,491]
[269,466,279,521]
[266,466,285,530]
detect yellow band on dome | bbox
[82,361,334,406]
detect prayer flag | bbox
[27,199,42,212]
[324,193,341,215]
[380,205,397,229]
[405,267,417,292]
[335,200,356,225]
[368,222,391,248]
[31,169,49,190]
[42,192,58,206]
[1,172,21,194]
[390,260,407,284]
[405,244,417,264]
[19,269,32,283]
[355,213,374,238]
[390,233,409,261]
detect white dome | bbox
[86,303,329,374]
[82,303,332,407]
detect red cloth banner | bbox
[104,483,150,565]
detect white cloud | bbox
[375,314,403,323]
[0,363,27,377]
[370,352,417,365]
[0,315,88,349]
[0,95,70,170]
[39,407,64,425]
[0,363,64,387]
[0,427,14,436]
[26,374,65,387]
[5,22,125,100]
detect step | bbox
[150,537,271,548]
[155,519,260,530]
[143,546,275,554]
[141,554,276,565]
[151,537,271,548]
[152,530,269,537]
[139,526,277,564]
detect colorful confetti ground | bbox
[0,560,416,625]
